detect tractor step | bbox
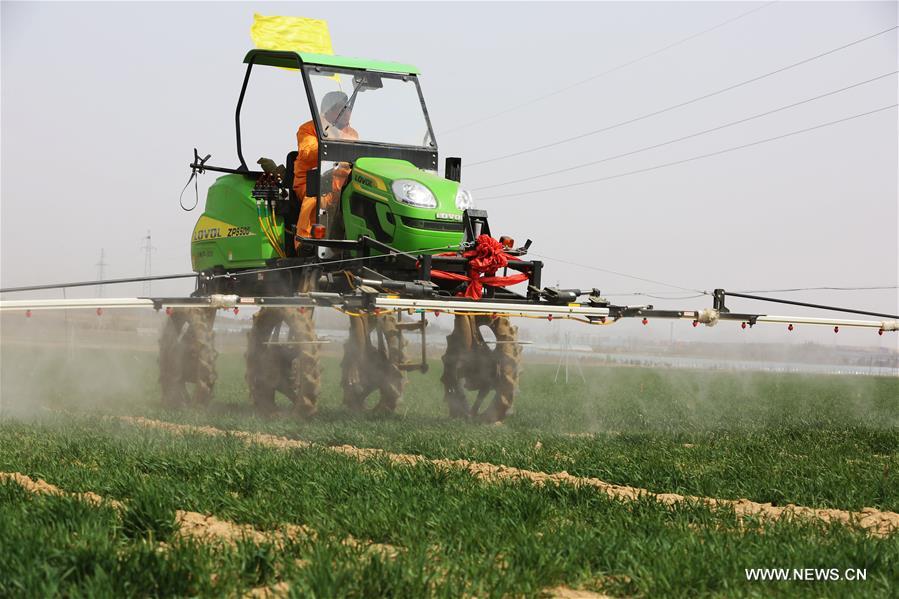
[395,320,427,331]
[398,362,429,373]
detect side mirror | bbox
[445,157,461,182]
[305,168,320,198]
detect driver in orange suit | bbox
[293,91,359,245]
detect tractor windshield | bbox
[305,67,435,149]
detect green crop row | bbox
[1,418,897,598]
[0,479,444,599]
[3,347,897,512]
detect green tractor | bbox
[163,49,541,421]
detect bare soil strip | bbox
[547,586,614,599]
[120,416,899,537]
[244,582,291,598]
[175,510,397,557]
[1,471,396,558]
[0,471,123,510]
[173,510,310,547]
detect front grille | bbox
[400,217,463,232]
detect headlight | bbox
[391,180,437,208]
[455,187,475,211]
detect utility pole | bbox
[554,331,586,384]
[96,248,108,297]
[141,230,156,296]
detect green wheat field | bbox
[1,345,897,598]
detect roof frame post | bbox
[298,65,325,228]
[235,52,307,172]
[234,59,255,171]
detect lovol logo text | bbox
[354,174,375,188]
[191,216,254,243]
[192,227,221,242]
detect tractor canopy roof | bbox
[243,49,419,75]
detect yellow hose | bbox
[258,214,285,258]
[269,208,287,258]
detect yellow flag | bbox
[250,13,334,55]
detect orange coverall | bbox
[293,120,358,243]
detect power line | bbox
[530,251,706,294]
[602,290,712,297]
[438,1,779,136]
[467,26,898,168]
[473,71,898,192]
[614,292,708,300]
[479,104,897,201]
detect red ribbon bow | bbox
[430,235,528,299]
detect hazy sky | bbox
[1,1,896,347]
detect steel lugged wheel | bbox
[158,308,217,408]
[287,307,321,417]
[245,308,285,415]
[441,315,521,423]
[341,312,407,414]
[245,307,320,418]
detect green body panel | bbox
[341,157,465,254]
[191,160,464,272]
[190,175,282,273]
[243,49,418,74]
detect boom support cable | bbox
[216,244,462,280]
[466,25,898,168]
[735,285,898,293]
[0,272,199,294]
[0,244,463,294]
[725,291,899,319]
